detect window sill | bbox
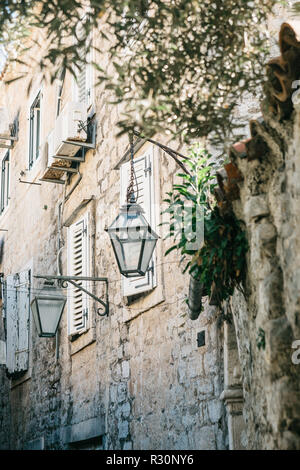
[10,369,31,389]
[122,284,165,323]
[70,327,96,356]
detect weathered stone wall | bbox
[104,302,226,450]
[3,11,300,452]
[229,100,300,450]
[0,26,228,450]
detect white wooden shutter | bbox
[5,274,17,373]
[4,271,30,375]
[76,19,93,108]
[67,214,90,335]
[17,271,31,371]
[120,146,157,297]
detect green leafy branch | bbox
[161,145,248,311]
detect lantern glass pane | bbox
[31,299,42,336]
[122,240,144,271]
[37,298,65,336]
[31,282,66,337]
[140,238,157,273]
[107,203,159,277]
[111,237,126,271]
[127,226,147,241]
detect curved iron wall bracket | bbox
[34,274,109,317]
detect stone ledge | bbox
[70,327,96,355]
[122,284,165,323]
[64,416,105,444]
[245,195,270,222]
[220,387,244,402]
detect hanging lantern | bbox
[106,199,158,278]
[106,134,159,278]
[31,281,66,337]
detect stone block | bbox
[177,362,186,384]
[197,426,217,450]
[265,316,294,377]
[123,441,133,450]
[121,361,130,379]
[117,383,128,403]
[197,379,214,397]
[121,402,131,419]
[182,412,197,428]
[181,344,192,359]
[118,420,129,439]
[257,221,277,243]
[207,399,223,423]
[245,195,269,222]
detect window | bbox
[29,91,41,169]
[56,68,66,117]
[1,151,9,213]
[120,146,157,297]
[67,214,90,335]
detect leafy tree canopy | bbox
[0,0,280,148]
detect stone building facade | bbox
[0,11,299,451]
[0,16,228,450]
[215,20,300,450]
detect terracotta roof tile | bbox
[229,139,251,160]
[215,22,300,207]
[266,21,300,119]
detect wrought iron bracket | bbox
[63,117,97,150]
[19,178,42,186]
[34,274,109,317]
[132,130,191,177]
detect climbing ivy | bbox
[161,145,248,309]
[256,327,266,350]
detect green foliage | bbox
[256,327,266,350]
[161,145,248,308]
[108,0,277,148]
[0,0,278,148]
[291,1,300,15]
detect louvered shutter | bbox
[77,42,87,106]
[76,20,92,108]
[4,271,30,375]
[67,214,90,335]
[17,271,30,371]
[5,274,18,373]
[120,147,157,297]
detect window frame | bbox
[67,213,91,337]
[56,68,66,118]
[28,90,41,170]
[120,145,157,297]
[0,150,10,214]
